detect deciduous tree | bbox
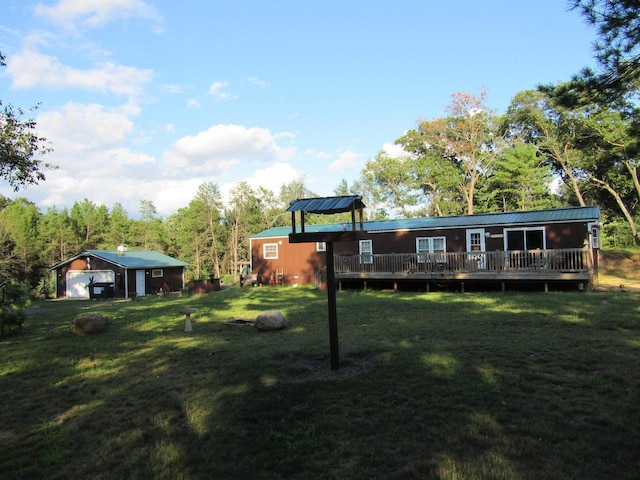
[398,90,501,215]
[0,198,43,287]
[503,89,589,206]
[0,51,54,190]
[359,151,421,217]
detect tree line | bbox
[0,180,321,293]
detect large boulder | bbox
[255,310,286,331]
[72,313,109,335]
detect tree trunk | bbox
[545,144,587,207]
[590,175,640,245]
[623,161,640,201]
[207,214,220,278]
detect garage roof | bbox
[49,250,188,270]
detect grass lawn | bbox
[1,286,639,479]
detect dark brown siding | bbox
[545,223,590,248]
[142,267,184,295]
[251,219,593,286]
[251,238,326,285]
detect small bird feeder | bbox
[287,195,367,370]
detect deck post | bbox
[325,241,340,370]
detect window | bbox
[316,241,326,252]
[467,230,484,252]
[152,269,164,278]
[591,226,601,249]
[504,228,545,251]
[416,238,430,255]
[359,239,373,264]
[263,243,278,259]
[416,236,446,261]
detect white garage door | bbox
[66,270,115,298]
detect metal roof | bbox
[286,195,365,214]
[49,250,188,270]
[252,206,600,238]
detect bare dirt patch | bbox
[596,251,640,292]
[284,352,383,383]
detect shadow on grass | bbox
[1,288,639,479]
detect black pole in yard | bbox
[325,241,340,370]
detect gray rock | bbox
[72,313,109,335]
[255,310,286,331]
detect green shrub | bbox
[602,220,636,248]
[1,280,31,335]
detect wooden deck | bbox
[333,248,594,289]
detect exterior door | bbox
[135,270,146,297]
[466,228,486,269]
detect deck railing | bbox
[334,248,592,275]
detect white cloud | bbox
[304,149,331,159]
[186,98,200,109]
[247,76,269,88]
[7,50,153,97]
[159,84,182,94]
[207,81,236,101]
[162,124,296,176]
[220,162,302,203]
[26,102,160,215]
[381,141,410,158]
[35,0,162,29]
[328,149,363,173]
[38,102,135,151]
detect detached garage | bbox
[49,249,188,299]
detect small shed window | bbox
[316,241,326,252]
[359,240,373,264]
[591,226,601,248]
[263,243,279,259]
[152,269,164,278]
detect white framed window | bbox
[263,243,279,259]
[359,239,373,264]
[590,225,601,249]
[504,227,545,251]
[416,236,446,261]
[152,269,164,278]
[466,229,485,252]
[316,241,326,252]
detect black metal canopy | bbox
[287,195,366,237]
[286,195,365,215]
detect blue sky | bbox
[1,0,598,217]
